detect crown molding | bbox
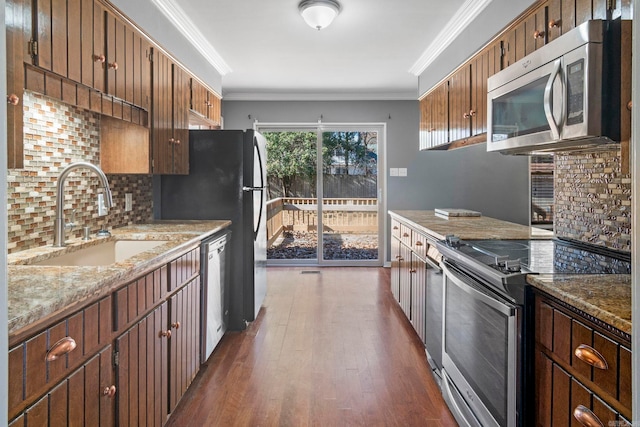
[150,0,232,75]
[408,0,493,76]
[221,90,418,102]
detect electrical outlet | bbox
[125,193,133,212]
[98,194,108,216]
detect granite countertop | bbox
[389,210,553,241]
[8,220,231,337]
[389,210,630,337]
[527,274,631,335]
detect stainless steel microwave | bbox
[487,20,621,155]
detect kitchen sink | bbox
[31,240,169,266]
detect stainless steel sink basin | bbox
[32,240,169,266]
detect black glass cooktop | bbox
[467,238,631,275]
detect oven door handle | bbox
[443,264,516,316]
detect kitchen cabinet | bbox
[115,247,201,426]
[389,215,443,349]
[419,82,448,150]
[152,49,190,174]
[8,296,113,423]
[189,77,222,128]
[534,290,632,424]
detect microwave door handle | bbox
[544,59,563,140]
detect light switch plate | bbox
[125,193,133,212]
[390,168,399,176]
[398,168,408,177]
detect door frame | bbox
[255,122,387,267]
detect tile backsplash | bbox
[554,148,631,252]
[7,91,153,253]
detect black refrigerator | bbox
[158,129,267,331]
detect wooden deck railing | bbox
[266,198,378,246]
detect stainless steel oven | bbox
[441,261,520,427]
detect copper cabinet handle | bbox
[627,101,632,111]
[403,233,409,237]
[463,112,470,119]
[548,19,560,29]
[398,257,404,261]
[395,255,401,259]
[93,54,105,63]
[410,269,416,273]
[574,344,608,370]
[7,94,20,105]
[103,385,117,398]
[169,138,175,144]
[171,322,181,329]
[108,62,118,70]
[46,337,77,362]
[159,330,172,339]
[469,109,476,117]
[533,30,545,39]
[573,405,604,427]
[174,139,181,145]
[393,226,399,230]
[415,241,423,246]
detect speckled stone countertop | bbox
[527,274,631,335]
[389,210,553,241]
[8,220,231,337]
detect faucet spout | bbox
[54,162,113,247]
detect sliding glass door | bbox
[260,123,384,266]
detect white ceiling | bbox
[157,0,478,100]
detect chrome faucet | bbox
[54,162,113,247]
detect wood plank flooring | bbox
[166,267,457,426]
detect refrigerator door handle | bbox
[242,186,265,192]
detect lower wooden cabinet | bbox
[534,290,632,425]
[10,346,115,427]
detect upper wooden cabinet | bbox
[190,77,222,127]
[419,82,448,150]
[152,49,190,175]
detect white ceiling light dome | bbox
[298,0,341,30]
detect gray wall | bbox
[418,0,534,95]
[223,100,530,260]
[109,0,222,93]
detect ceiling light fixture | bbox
[298,0,341,31]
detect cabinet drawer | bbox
[534,293,632,418]
[114,265,168,332]
[8,296,112,419]
[169,247,200,292]
[391,219,401,239]
[399,224,412,247]
[412,232,428,259]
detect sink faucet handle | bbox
[66,209,77,231]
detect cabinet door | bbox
[431,82,449,147]
[208,92,222,125]
[116,302,169,427]
[448,65,471,142]
[410,256,427,344]
[168,278,201,413]
[390,236,401,302]
[470,51,487,137]
[105,11,126,100]
[14,346,114,427]
[152,48,174,174]
[6,0,31,169]
[547,0,563,42]
[190,78,208,117]
[525,4,547,56]
[399,244,412,318]
[172,64,191,174]
[419,95,432,150]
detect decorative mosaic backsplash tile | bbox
[7,91,153,253]
[554,149,631,252]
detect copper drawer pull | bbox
[403,233,409,237]
[46,337,77,362]
[410,269,416,273]
[7,94,20,106]
[393,226,398,230]
[159,330,172,339]
[415,241,423,246]
[627,100,632,111]
[103,385,117,398]
[108,61,118,70]
[171,322,181,329]
[574,344,608,370]
[573,405,604,427]
[548,19,560,29]
[93,54,105,63]
[533,29,545,39]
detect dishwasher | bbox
[201,231,230,363]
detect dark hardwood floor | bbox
[166,267,457,426]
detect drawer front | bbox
[391,219,402,239]
[169,247,200,292]
[114,265,167,332]
[8,296,112,419]
[534,293,632,418]
[399,224,412,247]
[412,231,428,259]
